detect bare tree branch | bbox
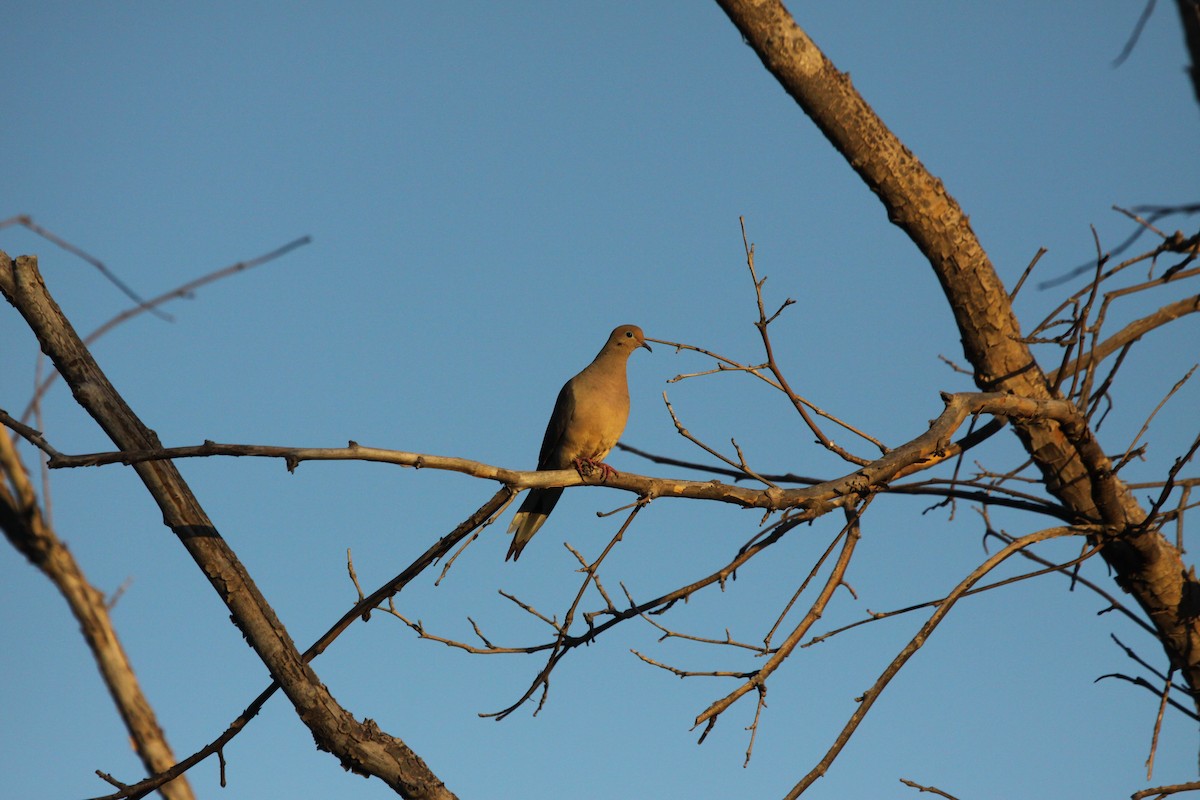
[0,432,195,800]
[713,0,1200,713]
[0,215,166,319]
[0,252,455,800]
[786,526,1086,798]
[4,390,1102,525]
[1132,778,1200,800]
[899,777,963,800]
[17,235,310,424]
[694,504,863,738]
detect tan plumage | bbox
[506,325,651,561]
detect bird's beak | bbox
[641,340,652,353]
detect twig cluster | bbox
[2,202,1198,799]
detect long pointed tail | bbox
[506,487,564,561]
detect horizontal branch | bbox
[15,392,1093,520]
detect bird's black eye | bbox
[625,331,633,338]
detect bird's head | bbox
[608,324,652,355]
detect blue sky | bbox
[3,3,1198,799]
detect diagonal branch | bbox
[785,526,1086,798]
[87,487,513,800]
[694,504,862,737]
[0,432,196,800]
[713,0,1200,708]
[0,252,454,800]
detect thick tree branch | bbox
[714,0,1200,704]
[0,252,454,800]
[86,487,513,800]
[0,433,195,800]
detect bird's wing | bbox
[536,378,576,469]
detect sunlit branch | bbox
[8,392,1101,523]
[804,529,1106,647]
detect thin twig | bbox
[1009,247,1049,301]
[1146,666,1175,780]
[1,215,167,319]
[695,504,863,741]
[899,778,962,800]
[785,526,1083,798]
[660,391,777,487]
[19,235,311,424]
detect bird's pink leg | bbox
[573,457,619,482]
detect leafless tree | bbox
[3,3,1199,798]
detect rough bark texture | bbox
[715,0,1200,698]
[0,252,455,800]
[0,431,196,800]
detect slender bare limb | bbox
[5,390,1099,524]
[648,330,886,456]
[695,505,862,738]
[485,502,645,719]
[785,526,1084,798]
[1146,666,1176,779]
[740,219,883,464]
[804,532,1108,647]
[0,215,166,319]
[18,235,311,424]
[1115,367,1197,472]
[1009,247,1049,302]
[762,502,872,648]
[899,778,962,800]
[660,391,777,487]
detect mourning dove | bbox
[506,324,652,561]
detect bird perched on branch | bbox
[506,324,652,561]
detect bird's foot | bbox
[573,457,618,483]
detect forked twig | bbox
[695,504,864,741]
[484,502,646,720]
[785,526,1084,798]
[660,391,777,487]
